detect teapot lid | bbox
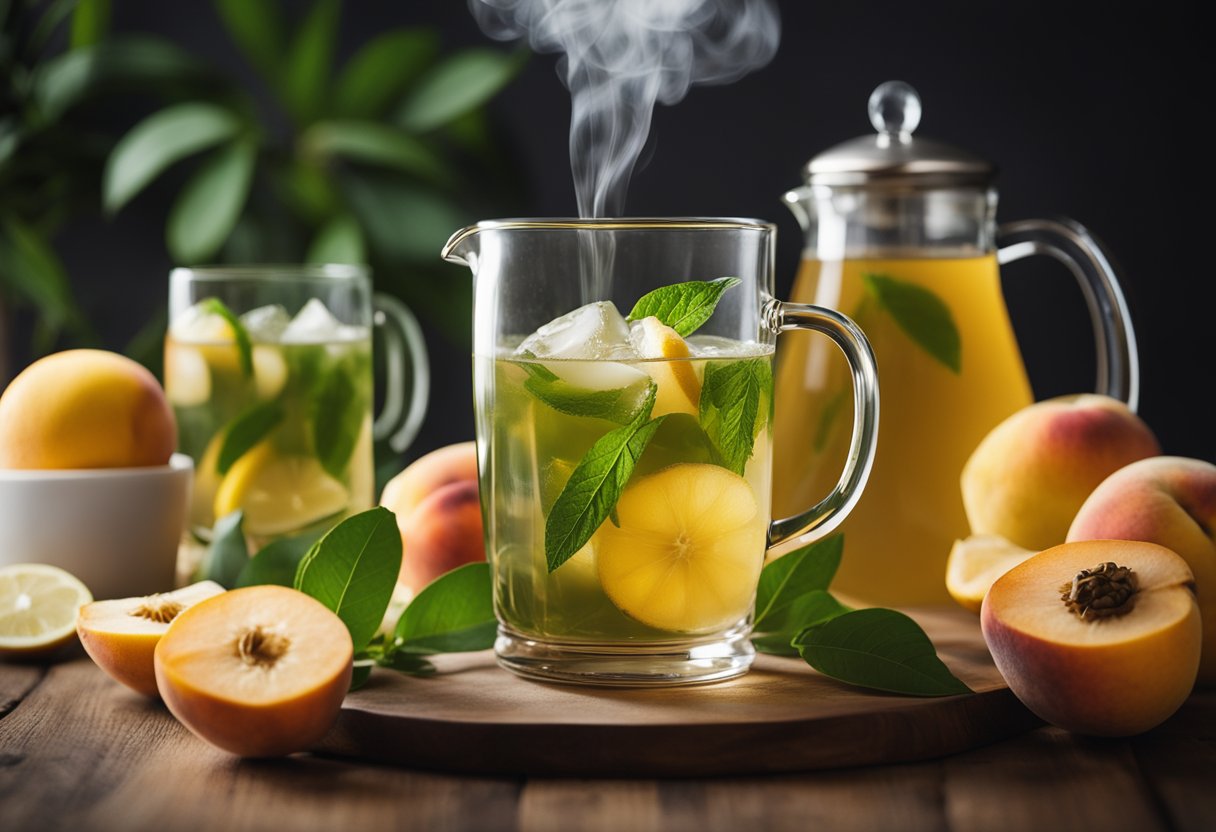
[805,81,996,188]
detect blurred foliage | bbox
[105,0,528,349]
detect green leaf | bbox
[393,562,496,654]
[523,367,654,425]
[862,273,961,374]
[698,357,772,476]
[301,120,450,184]
[545,388,663,572]
[217,400,283,475]
[377,651,437,676]
[307,214,364,264]
[104,102,241,214]
[0,216,81,334]
[397,47,526,132]
[341,172,464,263]
[794,608,972,697]
[753,535,844,630]
[282,0,339,124]
[752,591,852,656]
[350,661,374,689]
[204,510,249,589]
[626,277,742,336]
[294,507,402,652]
[236,531,322,588]
[200,298,253,377]
[311,358,368,479]
[166,139,256,265]
[214,0,284,86]
[70,0,110,49]
[333,28,439,118]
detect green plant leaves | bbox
[333,28,439,118]
[753,536,843,631]
[794,609,972,697]
[282,0,338,124]
[236,531,321,588]
[393,563,496,654]
[69,0,110,50]
[397,47,527,132]
[104,102,241,213]
[698,357,772,476]
[523,368,654,425]
[294,507,402,652]
[217,400,283,475]
[302,120,449,183]
[166,139,255,264]
[214,0,284,86]
[203,510,249,589]
[545,388,663,572]
[341,172,465,263]
[862,273,961,374]
[626,276,741,336]
[0,215,82,342]
[752,591,850,656]
[307,214,364,264]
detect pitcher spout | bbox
[782,185,814,232]
[441,225,481,267]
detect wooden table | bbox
[2,651,1213,832]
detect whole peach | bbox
[1068,456,1216,685]
[381,441,479,520]
[0,349,176,469]
[398,479,486,596]
[961,394,1159,551]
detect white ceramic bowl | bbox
[0,454,193,599]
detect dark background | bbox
[24,0,1212,463]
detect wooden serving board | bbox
[317,607,1040,777]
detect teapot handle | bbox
[996,218,1140,411]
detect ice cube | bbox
[516,301,636,360]
[240,304,290,342]
[169,301,232,343]
[282,298,344,343]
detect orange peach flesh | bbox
[154,586,352,757]
[982,540,1200,736]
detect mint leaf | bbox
[201,297,253,377]
[626,277,741,336]
[203,510,248,589]
[393,562,496,654]
[793,608,972,696]
[312,358,368,479]
[524,371,655,425]
[753,535,844,630]
[294,506,402,652]
[698,357,772,475]
[236,530,322,588]
[545,387,663,572]
[752,590,851,656]
[862,273,961,374]
[217,400,283,474]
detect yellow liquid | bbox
[772,255,1032,604]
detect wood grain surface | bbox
[318,608,1039,776]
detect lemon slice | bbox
[945,534,1037,613]
[595,463,764,632]
[631,316,702,417]
[0,564,93,655]
[213,443,349,537]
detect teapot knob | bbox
[868,81,921,141]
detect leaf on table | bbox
[862,273,961,374]
[203,510,249,589]
[294,506,402,652]
[793,608,972,697]
[166,138,256,265]
[753,535,844,630]
[236,531,322,589]
[392,562,496,654]
[752,590,852,656]
[626,276,741,337]
[396,47,527,132]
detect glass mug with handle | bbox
[165,265,429,551]
[443,218,878,686]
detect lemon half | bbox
[213,443,349,537]
[0,564,93,655]
[595,463,764,632]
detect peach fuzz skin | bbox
[398,479,486,596]
[981,540,1200,736]
[961,395,1159,552]
[0,349,176,469]
[1068,456,1216,686]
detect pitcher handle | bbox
[996,218,1140,411]
[371,292,430,453]
[767,300,880,549]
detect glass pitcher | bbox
[772,81,1138,606]
[443,219,879,685]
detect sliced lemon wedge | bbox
[595,463,764,632]
[213,443,349,537]
[0,564,93,655]
[945,534,1038,613]
[630,316,702,417]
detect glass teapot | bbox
[772,81,1138,605]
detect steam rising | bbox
[470,0,780,218]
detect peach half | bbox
[981,540,1200,736]
[1068,456,1216,685]
[154,585,353,757]
[961,394,1159,551]
[77,581,225,696]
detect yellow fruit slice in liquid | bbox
[0,564,93,655]
[214,443,349,537]
[595,463,764,632]
[631,316,702,417]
